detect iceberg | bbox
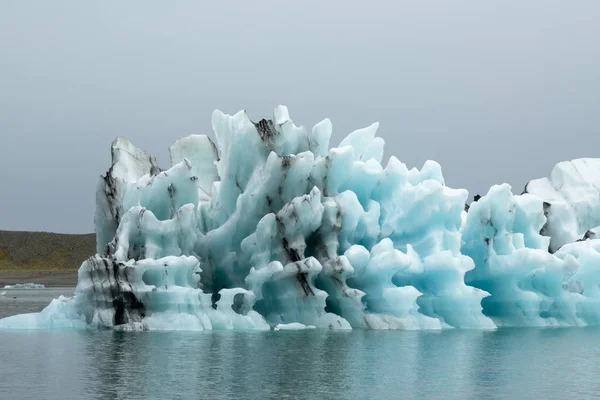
[2,105,600,331]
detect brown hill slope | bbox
[0,230,95,271]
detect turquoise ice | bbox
[2,106,600,331]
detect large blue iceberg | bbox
[3,106,600,331]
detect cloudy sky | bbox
[1,1,599,233]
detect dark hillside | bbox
[0,230,95,271]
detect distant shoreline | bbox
[0,230,94,287]
[0,270,77,287]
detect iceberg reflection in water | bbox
[1,328,600,399]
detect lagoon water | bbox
[1,290,600,399]
[0,287,75,319]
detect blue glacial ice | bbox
[2,106,600,331]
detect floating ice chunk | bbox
[4,283,45,289]
[0,296,86,330]
[274,323,316,330]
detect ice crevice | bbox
[3,106,600,331]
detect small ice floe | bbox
[0,292,5,296]
[3,283,45,289]
[274,323,316,331]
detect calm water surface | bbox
[0,287,75,319]
[1,290,600,399]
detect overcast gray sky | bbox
[1,1,599,233]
